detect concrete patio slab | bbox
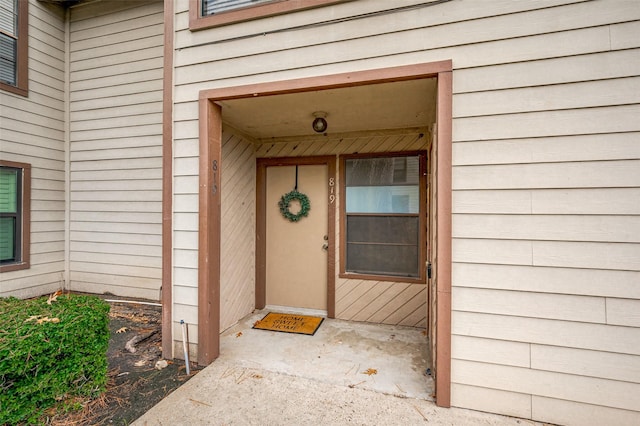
[132,310,544,425]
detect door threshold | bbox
[263,305,328,318]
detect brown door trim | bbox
[197,60,452,406]
[256,156,337,318]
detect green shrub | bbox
[0,293,110,425]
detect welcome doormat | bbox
[253,312,324,336]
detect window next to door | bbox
[0,160,30,272]
[340,152,427,283]
[0,0,28,96]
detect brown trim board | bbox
[190,0,348,31]
[161,0,174,359]
[255,156,337,318]
[198,60,453,405]
[435,69,453,408]
[198,99,222,365]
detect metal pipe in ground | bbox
[180,320,191,375]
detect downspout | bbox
[63,6,71,291]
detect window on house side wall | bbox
[0,0,27,96]
[202,0,275,16]
[341,153,426,281]
[0,161,30,272]
[191,0,346,30]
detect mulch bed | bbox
[44,297,201,425]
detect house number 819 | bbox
[329,177,335,204]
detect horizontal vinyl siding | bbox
[172,0,640,422]
[68,0,164,300]
[446,0,640,422]
[0,1,66,298]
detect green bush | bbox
[0,293,110,425]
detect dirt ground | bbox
[45,298,201,425]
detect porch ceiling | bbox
[218,78,437,140]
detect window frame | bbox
[0,0,28,96]
[190,0,347,31]
[339,151,428,284]
[0,160,30,272]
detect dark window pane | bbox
[0,216,15,262]
[202,0,274,15]
[347,215,418,245]
[346,243,419,278]
[0,33,16,85]
[345,215,419,277]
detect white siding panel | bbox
[532,241,640,271]
[452,239,532,265]
[174,213,198,230]
[453,133,640,166]
[531,345,640,383]
[452,311,640,356]
[174,267,198,287]
[454,160,640,190]
[451,383,532,420]
[452,287,606,323]
[454,214,640,243]
[532,188,640,215]
[452,359,640,412]
[606,298,640,327]
[451,335,530,368]
[610,20,640,50]
[173,249,198,269]
[532,396,640,426]
[453,190,532,214]
[453,263,640,299]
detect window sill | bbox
[0,261,30,273]
[189,0,349,31]
[0,82,28,97]
[339,272,426,285]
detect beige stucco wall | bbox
[171,1,640,424]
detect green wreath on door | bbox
[278,190,311,222]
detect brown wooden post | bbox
[435,68,453,408]
[198,98,222,365]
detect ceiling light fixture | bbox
[312,111,328,133]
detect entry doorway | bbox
[195,61,452,406]
[256,156,337,317]
[265,164,328,312]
